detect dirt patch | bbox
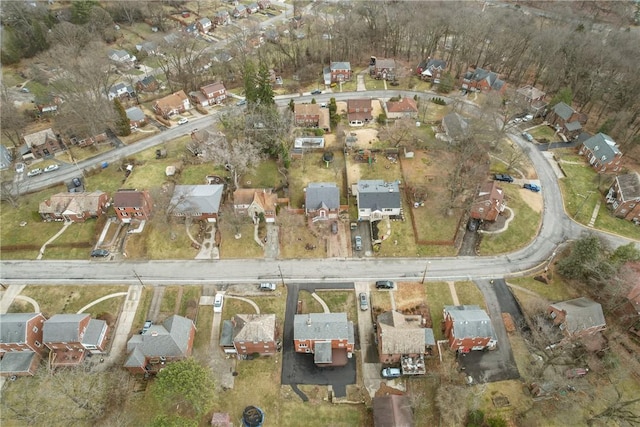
[375,383,405,397]
[395,282,426,310]
[518,188,543,213]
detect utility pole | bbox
[421,261,431,284]
[278,264,285,287]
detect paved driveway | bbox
[458,279,520,383]
[281,282,356,398]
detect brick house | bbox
[442,305,497,352]
[579,133,623,173]
[43,314,109,367]
[233,4,247,18]
[376,311,435,374]
[469,181,505,222]
[294,103,321,127]
[168,184,224,222]
[152,90,191,118]
[124,315,196,374]
[214,10,231,26]
[347,99,373,125]
[198,82,227,106]
[247,3,259,14]
[233,188,278,223]
[461,67,506,93]
[547,102,587,138]
[548,297,606,340]
[417,58,446,83]
[22,128,65,159]
[356,180,402,221]
[39,191,109,222]
[257,0,271,9]
[220,314,277,356]
[385,97,418,120]
[196,17,212,33]
[305,182,340,221]
[113,189,153,223]
[606,173,640,223]
[69,131,108,148]
[326,61,352,84]
[293,313,354,366]
[516,85,547,116]
[370,57,396,80]
[125,106,147,128]
[0,313,47,377]
[136,75,158,92]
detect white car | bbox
[27,168,42,177]
[213,294,224,313]
[44,164,59,173]
[177,117,189,125]
[15,163,25,174]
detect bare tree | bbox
[157,33,210,93]
[377,117,417,148]
[588,386,640,426]
[0,86,29,148]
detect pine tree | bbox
[113,99,131,136]
[256,63,275,106]
[243,60,258,104]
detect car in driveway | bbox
[359,292,368,310]
[494,174,514,183]
[43,164,59,173]
[310,89,322,95]
[375,280,394,289]
[27,168,42,177]
[467,218,480,232]
[90,249,110,258]
[214,293,224,313]
[331,221,338,235]
[381,367,401,379]
[177,117,189,125]
[354,235,363,251]
[259,282,276,291]
[15,163,25,174]
[236,99,247,106]
[522,132,534,142]
[523,183,541,192]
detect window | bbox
[298,343,307,348]
[121,212,129,217]
[35,341,41,347]
[32,326,38,333]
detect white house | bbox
[355,180,402,221]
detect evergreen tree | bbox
[256,63,275,106]
[549,87,573,108]
[243,60,258,105]
[71,0,98,24]
[289,99,295,112]
[113,99,131,136]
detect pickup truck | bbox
[494,174,514,183]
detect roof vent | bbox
[594,146,599,151]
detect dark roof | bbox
[0,313,42,344]
[220,320,234,347]
[305,182,340,211]
[124,315,194,367]
[442,112,469,141]
[125,107,146,122]
[549,297,606,334]
[314,341,333,364]
[565,121,582,132]
[373,395,414,427]
[139,75,157,87]
[43,314,88,342]
[330,61,351,71]
[582,133,621,164]
[347,99,372,112]
[114,189,148,208]
[0,351,38,374]
[444,305,497,340]
[426,58,446,70]
[615,173,640,200]
[357,180,401,211]
[169,185,224,216]
[84,319,107,347]
[465,67,504,90]
[293,313,354,343]
[553,102,575,120]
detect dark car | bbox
[467,218,479,232]
[141,320,152,334]
[494,174,514,183]
[310,89,322,95]
[331,221,338,235]
[90,249,110,258]
[375,280,394,289]
[72,177,82,187]
[523,183,541,192]
[236,99,247,106]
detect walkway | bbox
[147,286,165,322]
[206,290,237,391]
[264,223,279,259]
[447,281,460,305]
[0,285,26,314]
[356,71,367,91]
[588,200,601,228]
[37,221,72,260]
[14,295,40,312]
[76,292,128,313]
[225,294,261,314]
[479,206,515,235]
[311,292,330,313]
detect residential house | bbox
[373,395,414,427]
[168,184,224,222]
[136,75,158,92]
[152,90,191,118]
[579,133,623,173]
[0,313,47,377]
[220,314,277,356]
[247,3,259,14]
[233,188,278,223]
[125,106,147,128]
[461,67,506,93]
[135,41,158,55]
[113,189,153,223]
[442,305,497,352]
[441,112,469,143]
[214,10,231,26]
[184,23,197,35]
[213,51,233,63]
[258,0,271,9]
[376,311,435,375]
[385,97,418,119]
[417,58,446,83]
[347,99,373,125]
[108,49,135,63]
[355,180,402,221]
[35,94,61,115]
[606,173,640,223]
[294,103,321,127]
[324,62,352,85]
[470,181,505,222]
[124,315,196,374]
[293,313,354,366]
[69,132,108,148]
[39,191,109,222]
[197,17,212,33]
[233,4,247,18]
[199,82,227,106]
[22,128,65,159]
[547,102,587,138]
[516,85,547,116]
[370,57,396,80]
[305,182,340,221]
[43,314,108,367]
[548,297,607,339]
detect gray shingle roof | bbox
[377,311,428,355]
[83,319,107,347]
[294,313,354,343]
[43,314,88,342]
[582,133,621,164]
[125,107,145,122]
[305,182,340,211]
[0,351,37,374]
[426,58,446,70]
[330,61,351,71]
[220,320,234,347]
[565,121,582,132]
[0,313,40,344]
[444,305,496,340]
[357,180,401,211]
[124,315,194,367]
[314,341,333,364]
[549,297,606,334]
[616,173,640,200]
[442,112,469,141]
[233,314,275,343]
[169,185,224,216]
[553,102,575,120]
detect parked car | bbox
[259,282,277,291]
[359,292,368,311]
[177,117,189,125]
[236,99,247,106]
[354,235,363,251]
[523,183,541,192]
[467,218,480,232]
[494,174,514,183]
[214,293,224,313]
[72,177,82,187]
[141,320,152,334]
[90,249,110,258]
[381,367,402,379]
[20,87,30,93]
[15,163,25,174]
[331,221,338,235]
[27,168,42,177]
[375,280,394,289]
[310,89,322,95]
[523,114,534,122]
[522,132,534,142]
[43,164,59,173]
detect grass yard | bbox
[278,212,325,259]
[370,290,392,313]
[355,156,402,182]
[507,274,578,303]
[477,185,541,255]
[222,297,257,319]
[288,152,346,209]
[18,285,127,317]
[178,286,201,318]
[557,162,607,223]
[241,158,282,189]
[297,290,323,313]
[193,306,213,359]
[158,286,180,318]
[395,282,427,311]
[529,125,558,141]
[133,286,154,332]
[317,290,357,321]
[363,75,386,90]
[126,217,198,259]
[407,374,440,425]
[425,282,454,340]
[218,222,264,259]
[252,292,288,326]
[454,281,486,309]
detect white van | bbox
[349,120,364,127]
[214,294,224,313]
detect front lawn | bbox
[288,151,346,209]
[529,125,558,141]
[425,282,454,340]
